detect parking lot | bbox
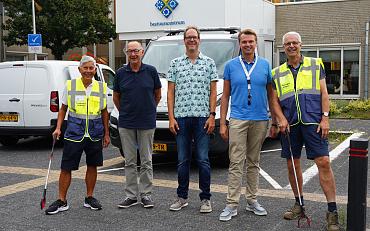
[0,119,369,231]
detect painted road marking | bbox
[98,167,125,173]
[260,146,304,189]
[284,132,364,189]
[1,165,370,207]
[259,168,282,189]
[0,131,367,206]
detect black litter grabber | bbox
[40,137,56,210]
[285,129,311,228]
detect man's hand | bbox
[103,134,110,148]
[204,117,215,134]
[317,116,329,138]
[52,128,61,140]
[169,118,179,135]
[219,124,228,142]
[278,117,289,134]
[269,125,279,138]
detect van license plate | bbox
[0,114,18,122]
[153,143,167,152]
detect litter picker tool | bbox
[40,137,56,210]
[285,129,311,228]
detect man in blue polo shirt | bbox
[219,29,274,221]
[113,41,161,209]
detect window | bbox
[278,46,360,97]
[142,39,238,78]
[6,54,26,61]
[343,50,359,95]
[320,50,341,95]
[102,69,115,90]
[36,55,47,60]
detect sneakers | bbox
[117,198,138,208]
[200,199,212,213]
[45,199,69,215]
[141,195,154,208]
[84,196,102,210]
[219,206,238,221]
[283,202,302,220]
[326,211,340,231]
[169,197,188,211]
[246,201,267,216]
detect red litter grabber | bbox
[40,137,56,210]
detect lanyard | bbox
[239,55,258,105]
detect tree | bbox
[2,0,117,60]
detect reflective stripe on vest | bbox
[68,78,107,114]
[65,78,107,142]
[272,57,322,126]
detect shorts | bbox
[280,124,329,160]
[61,138,103,170]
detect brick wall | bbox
[276,0,370,98]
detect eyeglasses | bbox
[125,49,142,54]
[284,41,301,47]
[185,36,199,41]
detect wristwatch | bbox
[322,112,329,117]
[210,112,216,117]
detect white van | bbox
[0,60,115,146]
[109,28,273,164]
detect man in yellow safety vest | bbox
[45,55,110,215]
[270,32,339,231]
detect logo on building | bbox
[155,0,178,18]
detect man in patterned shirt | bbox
[167,26,218,213]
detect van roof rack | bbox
[165,27,240,36]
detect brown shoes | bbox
[326,211,340,231]
[283,202,302,220]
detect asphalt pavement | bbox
[0,119,369,231]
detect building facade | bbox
[1,0,369,99]
[275,0,370,99]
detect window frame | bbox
[277,44,361,99]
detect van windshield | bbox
[142,39,238,78]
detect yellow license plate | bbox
[0,114,18,122]
[153,143,167,152]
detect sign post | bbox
[28,34,42,57]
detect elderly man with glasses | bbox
[270,31,339,231]
[113,41,162,209]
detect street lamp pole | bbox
[32,0,37,60]
[0,1,3,62]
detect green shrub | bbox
[329,101,342,114]
[342,99,370,112]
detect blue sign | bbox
[28,34,42,46]
[155,0,178,18]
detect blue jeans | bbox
[175,117,211,200]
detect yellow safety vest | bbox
[272,56,323,126]
[64,78,107,142]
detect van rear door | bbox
[23,66,51,126]
[0,64,26,127]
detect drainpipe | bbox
[365,21,369,99]
[0,2,3,62]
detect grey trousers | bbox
[119,128,155,199]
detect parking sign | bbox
[28,34,42,54]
